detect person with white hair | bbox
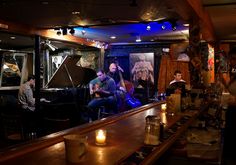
[131,54,154,85]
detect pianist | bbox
[18,75,36,111]
[18,75,49,136]
[87,69,117,121]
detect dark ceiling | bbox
[0,0,190,49]
[1,0,235,49]
[0,0,179,29]
[202,0,236,41]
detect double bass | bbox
[116,63,142,110]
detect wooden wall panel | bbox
[158,57,190,93]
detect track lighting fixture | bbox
[146,24,151,31]
[171,21,177,31]
[62,28,67,35]
[136,36,141,42]
[55,27,76,36]
[161,25,166,30]
[69,28,75,35]
[56,30,62,35]
[81,29,86,36]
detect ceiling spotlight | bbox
[62,28,67,35]
[171,21,177,31]
[172,26,177,31]
[136,36,141,42]
[161,25,166,30]
[110,36,116,39]
[56,30,62,35]
[42,40,58,51]
[69,28,75,35]
[146,24,151,31]
[81,29,86,36]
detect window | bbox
[0,53,27,87]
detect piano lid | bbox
[45,55,96,88]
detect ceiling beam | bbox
[165,0,216,42]
[185,0,216,42]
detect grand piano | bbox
[40,55,96,128]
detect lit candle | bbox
[95,129,106,145]
[161,112,167,126]
[161,103,167,112]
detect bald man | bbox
[107,63,124,84]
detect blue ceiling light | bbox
[136,36,141,42]
[81,28,86,36]
[161,24,166,30]
[146,24,151,31]
[110,36,116,39]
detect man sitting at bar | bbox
[87,69,117,121]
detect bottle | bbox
[144,115,160,145]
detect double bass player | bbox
[107,62,141,111]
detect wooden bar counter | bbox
[0,101,201,165]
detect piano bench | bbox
[43,117,70,134]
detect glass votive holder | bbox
[95,129,107,146]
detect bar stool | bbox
[97,106,114,120]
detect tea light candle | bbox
[161,103,167,111]
[95,129,106,145]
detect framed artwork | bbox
[50,55,63,77]
[129,53,154,88]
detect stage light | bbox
[171,21,177,31]
[56,30,62,35]
[136,36,141,42]
[62,28,67,35]
[81,29,86,36]
[110,36,116,39]
[146,24,151,31]
[69,28,75,35]
[161,25,165,30]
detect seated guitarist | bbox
[88,69,117,121]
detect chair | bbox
[43,117,70,134]
[0,112,25,141]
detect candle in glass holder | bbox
[161,103,167,112]
[161,112,167,126]
[95,129,106,145]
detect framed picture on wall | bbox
[129,52,154,88]
[50,55,63,77]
